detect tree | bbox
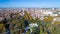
[51,25,60,34]
[24,11,33,22]
[2,18,11,34]
[0,23,6,33]
[26,29,30,34]
[44,16,53,23]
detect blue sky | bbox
[0,0,60,8]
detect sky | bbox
[0,0,60,8]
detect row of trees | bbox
[0,11,60,34]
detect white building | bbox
[50,14,58,17]
[29,23,38,32]
[53,17,60,22]
[29,23,38,27]
[42,10,53,16]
